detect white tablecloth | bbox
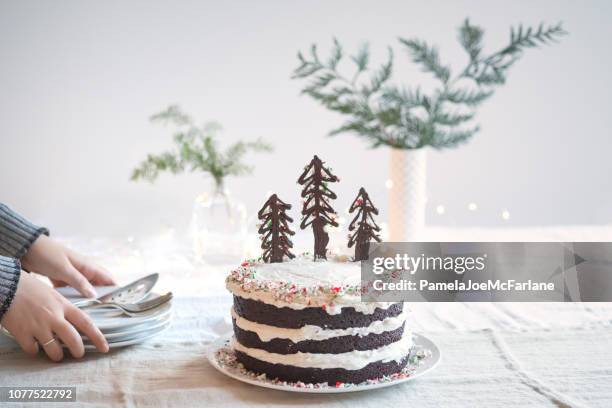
[1,227,612,407]
[1,297,611,407]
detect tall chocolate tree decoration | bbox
[348,188,381,261]
[298,155,339,260]
[258,194,295,263]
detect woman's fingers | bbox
[68,251,116,286]
[62,262,97,298]
[1,272,107,362]
[14,332,39,356]
[50,278,68,288]
[53,319,85,359]
[36,332,64,362]
[85,264,116,286]
[65,305,109,353]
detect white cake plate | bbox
[207,332,441,394]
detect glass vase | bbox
[190,182,248,264]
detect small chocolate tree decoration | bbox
[258,194,296,263]
[298,155,339,260]
[348,188,381,261]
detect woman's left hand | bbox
[21,235,116,298]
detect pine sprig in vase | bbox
[292,19,566,149]
[292,20,565,241]
[130,105,273,188]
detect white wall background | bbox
[0,0,611,237]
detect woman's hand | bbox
[21,235,115,298]
[0,272,109,361]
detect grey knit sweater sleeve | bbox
[0,203,49,321]
[0,203,49,259]
[0,256,21,320]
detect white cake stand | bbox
[207,332,441,394]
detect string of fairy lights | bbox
[384,179,512,222]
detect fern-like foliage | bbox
[399,38,451,83]
[292,19,566,149]
[131,105,273,186]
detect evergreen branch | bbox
[432,126,480,148]
[366,47,393,94]
[292,20,565,150]
[203,121,223,134]
[310,44,321,64]
[131,106,272,185]
[508,22,567,52]
[381,86,425,108]
[458,19,483,61]
[130,152,183,182]
[399,38,451,83]
[293,48,323,78]
[374,106,401,127]
[351,43,370,74]
[223,139,273,177]
[443,88,493,107]
[464,22,566,85]
[329,119,384,145]
[433,111,475,126]
[470,66,511,85]
[327,38,343,70]
[293,60,323,78]
[150,105,192,126]
[312,72,337,88]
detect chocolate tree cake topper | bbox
[297,155,339,260]
[348,187,381,261]
[258,194,296,263]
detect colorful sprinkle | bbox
[213,342,432,390]
[225,253,368,305]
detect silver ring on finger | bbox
[41,337,57,347]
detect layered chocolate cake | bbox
[226,255,411,385]
[225,155,409,385]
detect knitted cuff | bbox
[0,256,21,321]
[0,203,49,259]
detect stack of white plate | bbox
[55,286,173,350]
[84,298,172,350]
[0,287,172,350]
[0,299,172,350]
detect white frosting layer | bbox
[231,333,412,370]
[228,284,396,315]
[226,257,396,315]
[252,257,362,287]
[232,307,408,343]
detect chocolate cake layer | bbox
[233,296,403,329]
[235,350,410,385]
[233,319,405,354]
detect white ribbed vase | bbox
[388,148,427,241]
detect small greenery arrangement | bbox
[131,105,273,188]
[292,19,566,149]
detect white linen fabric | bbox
[1,297,611,408]
[1,227,612,407]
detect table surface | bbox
[1,226,612,407]
[2,298,611,408]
